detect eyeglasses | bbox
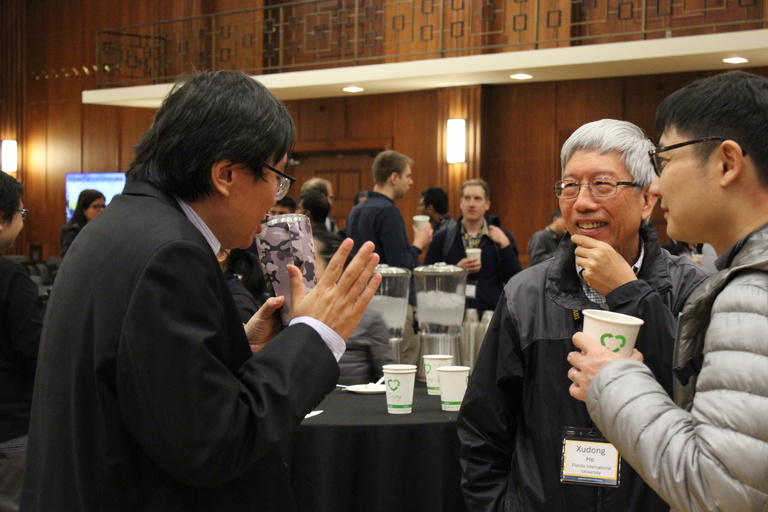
[16,208,28,220]
[263,163,295,200]
[554,177,641,199]
[648,137,745,176]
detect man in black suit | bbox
[21,71,381,512]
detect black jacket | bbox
[457,224,709,512]
[0,257,43,443]
[22,182,339,512]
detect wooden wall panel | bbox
[118,108,156,172]
[82,106,119,173]
[297,98,348,141]
[392,89,439,239]
[345,94,396,140]
[481,82,559,268]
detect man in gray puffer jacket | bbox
[568,71,768,511]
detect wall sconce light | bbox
[1,140,18,175]
[446,119,466,164]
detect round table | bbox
[284,384,468,512]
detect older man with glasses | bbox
[457,119,709,512]
[569,71,768,512]
[22,70,381,512]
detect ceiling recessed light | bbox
[510,73,533,80]
[343,86,364,93]
[723,57,748,64]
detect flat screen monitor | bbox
[65,172,126,222]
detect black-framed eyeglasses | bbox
[648,137,748,176]
[263,163,295,200]
[554,177,641,199]
[16,208,28,220]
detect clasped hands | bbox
[245,239,381,354]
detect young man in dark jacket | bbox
[424,178,522,314]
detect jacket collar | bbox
[545,222,669,310]
[122,180,184,213]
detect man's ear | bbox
[388,172,399,186]
[210,160,236,197]
[639,188,657,221]
[719,140,746,188]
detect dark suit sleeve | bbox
[4,266,43,373]
[115,240,338,486]
[424,229,447,265]
[498,228,523,281]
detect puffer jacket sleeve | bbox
[587,272,768,512]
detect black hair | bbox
[275,194,296,211]
[550,209,562,222]
[655,71,768,186]
[353,190,368,206]
[126,70,295,202]
[0,171,23,223]
[67,189,105,227]
[300,189,330,224]
[421,186,449,215]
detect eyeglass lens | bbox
[555,178,628,199]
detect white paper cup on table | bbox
[382,364,417,414]
[582,309,644,357]
[423,355,454,395]
[465,248,482,260]
[413,215,430,230]
[254,214,317,326]
[438,365,470,411]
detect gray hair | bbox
[560,119,655,188]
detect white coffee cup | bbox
[413,215,430,230]
[465,248,481,260]
[582,309,644,357]
[382,364,417,414]
[437,365,470,411]
[423,355,454,395]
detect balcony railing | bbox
[95,0,765,88]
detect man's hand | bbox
[567,332,644,402]
[244,296,285,355]
[456,257,481,274]
[289,239,382,340]
[571,235,637,296]
[413,223,433,251]
[488,225,510,249]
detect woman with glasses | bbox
[59,188,106,258]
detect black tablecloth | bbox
[284,384,468,512]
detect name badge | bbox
[561,427,620,487]
[465,283,477,299]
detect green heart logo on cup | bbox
[425,363,432,373]
[388,379,400,391]
[600,333,627,353]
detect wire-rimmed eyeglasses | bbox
[648,137,728,177]
[15,208,28,220]
[263,163,295,200]
[554,177,641,200]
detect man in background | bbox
[346,150,432,364]
[569,71,768,512]
[301,177,338,232]
[527,208,567,266]
[0,171,43,512]
[268,194,296,216]
[417,186,454,233]
[458,119,708,512]
[424,178,522,314]
[22,70,381,512]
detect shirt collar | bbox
[576,239,645,307]
[177,199,221,255]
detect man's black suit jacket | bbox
[22,181,338,511]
